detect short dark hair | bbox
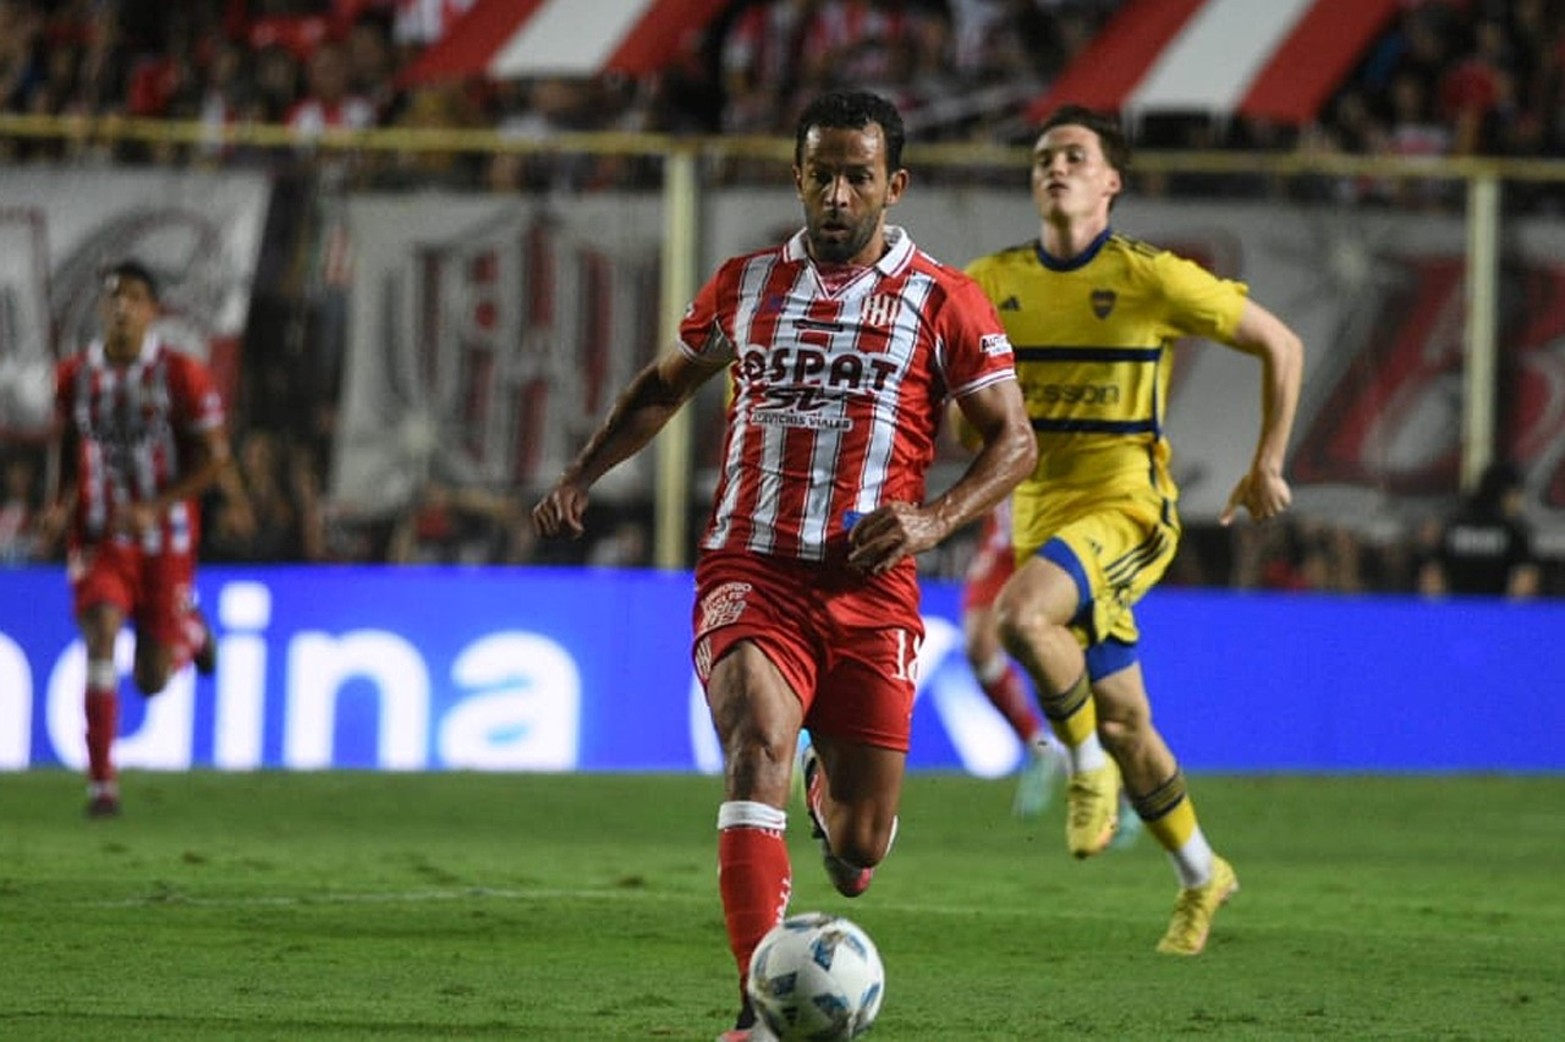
[1038,104,1131,174]
[104,259,160,301]
[795,90,906,173]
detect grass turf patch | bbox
[1,770,1561,1040]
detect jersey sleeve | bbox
[171,353,225,433]
[937,272,1017,398]
[677,261,739,364]
[1153,250,1249,344]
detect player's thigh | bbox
[705,639,806,746]
[1051,503,1177,645]
[70,542,135,655]
[134,552,196,650]
[996,552,1080,629]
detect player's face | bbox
[794,123,908,265]
[1030,124,1121,225]
[101,274,158,356]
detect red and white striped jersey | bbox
[679,226,1017,562]
[55,334,224,555]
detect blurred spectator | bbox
[1419,461,1540,598]
[0,450,42,565]
[586,516,651,568]
[205,429,326,562]
[386,479,522,564]
[720,0,818,134]
[250,43,303,122]
[344,10,402,121]
[286,40,375,139]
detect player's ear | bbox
[886,167,909,205]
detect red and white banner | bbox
[0,170,270,439]
[1029,0,1400,126]
[400,0,728,84]
[335,194,663,515]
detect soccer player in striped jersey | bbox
[967,105,1304,955]
[532,90,1036,1042]
[37,260,233,819]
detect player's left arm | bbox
[849,378,1035,574]
[1218,298,1304,526]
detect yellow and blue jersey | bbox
[966,229,1248,551]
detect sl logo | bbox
[1091,289,1116,319]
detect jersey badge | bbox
[861,293,901,328]
[998,295,1021,311]
[1091,289,1117,319]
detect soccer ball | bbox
[746,912,884,1041]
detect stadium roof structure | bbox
[400,0,728,84]
[1029,0,1401,127]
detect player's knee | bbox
[1098,705,1152,752]
[834,816,892,869]
[132,646,173,696]
[132,665,170,696]
[994,597,1046,660]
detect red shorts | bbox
[692,548,923,751]
[961,509,1016,613]
[68,537,196,648]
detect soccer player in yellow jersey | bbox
[967,105,1304,955]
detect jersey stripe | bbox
[1015,346,1162,363]
[1031,418,1159,435]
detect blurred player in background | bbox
[532,90,1035,1041]
[960,494,1064,817]
[36,260,232,818]
[967,105,1304,954]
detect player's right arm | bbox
[532,347,725,539]
[34,363,79,552]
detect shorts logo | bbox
[699,581,753,633]
[861,293,900,328]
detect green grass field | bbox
[2,770,1561,1040]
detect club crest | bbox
[861,293,901,328]
[1091,289,1117,319]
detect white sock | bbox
[1066,732,1109,774]
[1168,827,1215,888]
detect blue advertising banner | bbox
[0,566,1559,774]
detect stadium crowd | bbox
[1,0,1561,594]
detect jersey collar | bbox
[1036,227,1112,272]
[787,224,915,276]
[87,330,159,367]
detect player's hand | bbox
[112,501,159,536]
[217,500,258,542]
[531,479,590,538]
[1219,466,1292,526]
[846,502,939,575]
[32,502,69,552]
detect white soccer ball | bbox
[746,912,885,1041]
